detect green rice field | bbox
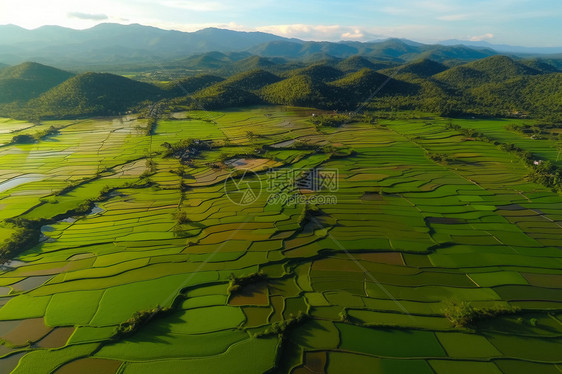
[0,107,561,373]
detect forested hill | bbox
[0,55,560,121]
[28,73,164,117]
[0,62,74,104]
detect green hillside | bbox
[260,74,343,108]
[0,62,73,103]
[329,68,416,102]
[416,45,495,62]
[396,59,449,77]
[0,62,69,80]
[398,58,561,117]
[434,56,544,87]
[433,66,491,88]
[181,69,280,109]
[167,74,224,96]
[470,73,562,115]
[521,58,560,73]
[226,56,285,73]
[465,55,542,80]
[337,56,396,72]
[285,64,344,82]
[29,72,163,117]
[0,55,560,120]
[219,69,281,91]
[191,84,262,109]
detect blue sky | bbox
[0,0,561,46]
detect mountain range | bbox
[440,40,562,55]
[0,54,560,121]
[0,24,286,67]
[1,23,561,69]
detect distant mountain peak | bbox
[440,39,562,55]
[0,23,559,68]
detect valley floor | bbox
[0,107,560,373]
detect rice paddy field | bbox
[0,107,561,373]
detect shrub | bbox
[426,151,452,164]
[174,210,190,224]
[11,134,36,144]
[310,114,351,128]
[146,158,157,173]
[442,300,520,327]
[145,118,157,136]
[161,138,211,159]
[0,219,43,264]
[113,306,171,339]
[227,272,267,294]
[253,311,310,338]
[34,125,59,140]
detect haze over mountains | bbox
[1,23,561,68]
[439,40,562,55]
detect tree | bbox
[246,131,257,140]
[11,134,36,144]
[557,134,562,162]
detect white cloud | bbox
[469,33,494,41]
[257,24,338,40]
[255,24,390,41]
[341,28,365,40]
